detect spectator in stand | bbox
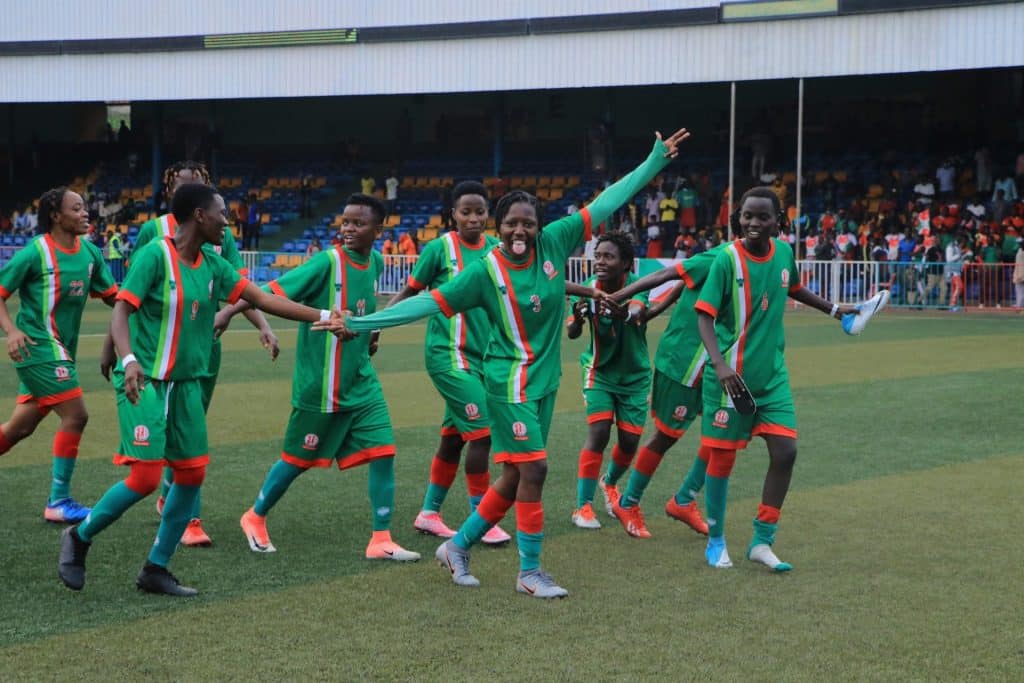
[385,170,399,214]
[821,173,839,211]
[644,189,660,226]
[717,189,731,230]
[913,174,935,206]
[105,230,127,283]
[965,196,986,223]
[991,189,1012,226]
[617,213,638,246]
[676,179,697,231]
[398,231,418,257]
[936,159,956,201]
[770,177,787,206]
[305,236,322,259]
[974,147,992,193]
[236,199,248,242]
[1014,238,1024,309]
[0,212,11,234]
[818,209,836,235]
[697,172,715,228]
[945,234,964,311]
[245,195,260,250]
[646,215,662,258]
[924,234,945,305]
[658,187,679,254]
[360,174,376,196]
[978,234,1001,307]
[300,175,313,218]
[993,172,1018,202]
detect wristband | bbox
[121,353,137,367]
[830,304,839,318]
[319,309,331,322]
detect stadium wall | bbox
[0,3,1021,102]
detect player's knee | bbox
[586,422,612,450]
[518,459,548,487]
[172,465,206,487]
[5,422,35,442]
[61,408,88,432]
[773,446,797,470]
[124,462,163,495]
[649,430,676,454]
[618,432,641,454]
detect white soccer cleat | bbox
[842,290,890,335]
[435,540,480,587]
[571,503,602,529]
[747,543,793,572]
[516,569,568,599]
[705,537,733,568]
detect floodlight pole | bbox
[727,81,736,241]
[796,77,804,254]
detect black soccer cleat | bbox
[58,525,91,591]
[136,562,198,597]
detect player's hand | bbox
[99,339,116,381]
[625,302,645,326]
[312,309,358,340]
[259,328,280,361]
[713,360,745,400]
[369,330,381,356]
[656,127,691,160]
[123,360,144,405]
[6,328,35,362]
[571,299,590,321]
[213,309,234,339]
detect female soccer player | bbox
[388,181,510,545]
[333,129,691,598]
[57,183,345,596]
[0,187,118,523]
[131,160,279,547]
[565,232,650,530]
[695,187,854,572]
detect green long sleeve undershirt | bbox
[347,292,441,332]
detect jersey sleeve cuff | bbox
[268,280,287,298]
[628,298,647,311]
[788,283,803,294]
[580,207,593,243]
[237,267,250,277]
[227,278,250,305]
[675,262,696,289]
[116,289,142,309]
[430,289,455,318]
[0,284,10,300]
[694,300,718,319]
[407,275,426,291]
[90,284,118,299]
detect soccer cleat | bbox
[612,500,651,538]
[136,562,198,597]
[598,476,621,517]
[434,540,480,587]
[516,569,569,599]
[481,523,512,546]
[665,498,709,535]
[240,507,276,553]
[413,511,456,538]
[58,525,90,590]
[155,496,165,516]
[842,289,890,336]
[365,535,421,562]
[571,502,602,529]
[181,518,212,547]
[747,543,793,572]
[705,537,733,568]
[44,498,91,524]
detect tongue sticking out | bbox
[512,240,527,255]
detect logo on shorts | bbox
[54,366,70,382]
[303,433,320,450]
[781,269,790,287]
[465,403,480,420]
[543,260,557,280]
[133,425,150,446]
[512,421,528,441]
[673,405,688,420]
[713,410,730,429]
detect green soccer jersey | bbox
[0,234,117,368]
[408,231,499,376]
[136,214,247,275]
[653,246,724,387]
[117,237,247,381]
[695,238,801,400]
[432,210,592,403]
[267,246,384,413]
[570,273,650,393]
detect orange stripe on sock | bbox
[634,446,662,477]
[706,448,737,478]
[465,471,489,498]
[0,428,11,455]
[611,444,633,468]
[515,500,544,534]
[756,503,781,524]
[53,430,82,459]
[697,445,711,464]
[476,488,514,524]
[429,457,459,487]
[578,449,603,479]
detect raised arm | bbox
[788,287,855,319]
[611,265,682,303]
[644,281,685,321]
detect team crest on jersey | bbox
[530,294,542,313]
[761,292,769,311]
[673,405,688,420]
[713,410,730,428]
[214,245,223,255]
[54,366,71,382]
[87,263,94,279]
[465,403,480,420]
[498,285,508,295]
[781,269,790,287]
[302,433,320,450]
[356,299,366,316]
[543,260,557,280]
[132,425,150,446]
[208,280,214,300]
[512,421,528,441]
[191,300,200,320]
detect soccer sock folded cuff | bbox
[605,444,634,485]
[49,431,82,503]
[674,447,711,505]
[515,500,544,571]
[368,457,395,531]
[576,449,603,507]
[465,471,489,512]
[621,446,661,508]
[423,456,459,513]
[453,488,513,550]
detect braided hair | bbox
[37,186,69,233]
[494,190,541,228]
[162,160,211,199]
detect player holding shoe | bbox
[565,232,649,530]
[694,187,854,572]
[334,129,691,598]
[132,161,279,547]
[0,187,118,523]
[57,183,344,596]
[387,181,510,546]
[221,194,420,563]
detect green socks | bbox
[368,457,394,531]
[674,455,709,505]
[576,477,598,508]
[148,483,199,567]
[517,531,543,571]
[253,459,304,516]
[76,481,144,542]
[49,456,75,503]
[704,475,729,539]
[453,511,491,550]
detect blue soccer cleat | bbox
[705,537,734,568]
[842,290,890,336]
[45,498,91,523]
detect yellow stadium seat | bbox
[287,255,304,267]
[414,177,429,188]
[523,176,537,189]
[867,199,881,213]
[536,176,551,188]
[566,176,580,188]
[548,188,564,201]
[813,171,829,183]
[483,177,500,188]
[384,214,400,228]
[867,184,884,198]
[332,214,343,227]
[373,189,385,199]
[427,214,443,227]
[273,255,290,268]
[260,213,271,224]
[509,177,524,189]
[833,171,847,183]
[423,227,439,241]
[401,177,415,188]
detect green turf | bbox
[1,301,1022,680]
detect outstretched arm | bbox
[327,292,443,334]
[789,287,855,319]
[644,281,685,321]
[611,265,682,303]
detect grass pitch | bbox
[1,302,1021,681]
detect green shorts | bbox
[113,373,209,468]
[281,397,395,470]
[489,393,557,464]
[650,370,702,439]
[583,386,647,436]
[700,376,798,450]
[198,338,222,413]
[430,368,490,441]
[16,361,83,409]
